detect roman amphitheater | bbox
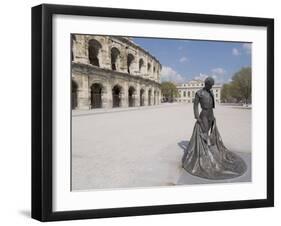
[71,35,162,110]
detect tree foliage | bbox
[221,67,252,104]
[160,81,179,102]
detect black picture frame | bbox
[31,3,274,222]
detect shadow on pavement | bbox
[178,140,189,153]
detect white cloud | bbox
[194,68,226,84]
[194,73,208,81]
[232,44,251,56]
[232,48,241,56]
[211,67,226,75]
[179,56,188,63]
[160,66,186,83]
[211,67,227,83]
[242,43,252,54]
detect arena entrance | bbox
[72,81,78,109]
[128,87,136,107]
[91,83,102,108]
[148,89,152,106]
[140,89,145,106]
[112,85,122,108]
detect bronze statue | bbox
[182,77,247,180]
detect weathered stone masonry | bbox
[71,35,162,110]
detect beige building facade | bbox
[176,80,222,103]
[71,35,162,110]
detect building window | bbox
[139,58,144,73]
[183,91,186,97]
[111,47,120,71]
[147,63,151,73]
[127,54,134,74]
[88,39,102,66]
[187,91,190,97]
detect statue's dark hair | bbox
[204,76,215,85]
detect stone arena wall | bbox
[71,35,162,110]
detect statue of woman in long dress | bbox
[181,77,247,180]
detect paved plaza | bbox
[71,103,251,191]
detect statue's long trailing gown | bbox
[181,119,247,180]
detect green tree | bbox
[230,67,252,105]
[220,67,251,104]
[160,81,179,102]
[221,83,231,103]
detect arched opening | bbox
[71,34,76,61]
[147,63,151,74]
[91,83,102,108]
[112,85,122,108]
[128,86,136,107]
[111,47,120,71]
[139,58,144,73]
[88,39,102,67]
[140,89,145,106]
[127,54,135,74]
[148,89,152,106]
[154,90,156,105]
[72,80,78,109]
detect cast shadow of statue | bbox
[178,140,189,154]
[178,140,190,166]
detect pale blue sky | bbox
[133,37,251,84]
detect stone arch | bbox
[71,34,76,61]
[72,80,78,109]
[88,39,102,67]
[147,62,151,74]
[111,47,121,71]
[139,58,144,74]
[140,88,145,106]
[112,84,123,108]
[148,89,152,106]
[128,86,136,107]
[90,83,103,108]
[127,53,135,74]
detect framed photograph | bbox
[31,4,274,221]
